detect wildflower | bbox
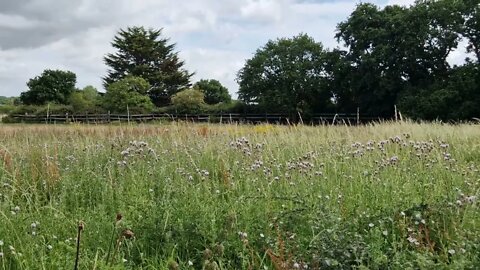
[203,248,213,260]
[389,156,399,164]
[448,249,456,255]
[293,262,300,269]
[407,236,419,245]
[382,230,388,236]
[238,231,248,240]
[260,233,265,238]
[31,222,38,229]
[47,245,53,250]
[0,240,3,246]
[465,195,477,203]
[188,260,193,266]
[368,223,375,228]
[13,206,20,213]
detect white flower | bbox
[47,245,53,250]
[0,240,3,246]
[13,206,20,212]
[188,260,193,266]
[382,230,388,236]
[31,222,37,229]
[465,196,477,203]
[260,233,265,238]
[407,236,418,245]
[238,231,248,239]
[448,249,455,255]
[293,262,300,269]
[122,258,128,263]
[368,223,375,228]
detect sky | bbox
[0,0,468,98]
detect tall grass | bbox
[0,122,479,269]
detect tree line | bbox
[3,0,479,122]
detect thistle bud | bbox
[122,229,134,239]
[78,221,85,231]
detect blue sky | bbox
[1,0,466,98]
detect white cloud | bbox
[387,0,415,6]
[240,0,287,23]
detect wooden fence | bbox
[8,113,384,125]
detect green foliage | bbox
[68,86,100,113]
[171,88,206,113]
[19,69,77,105]
[237,34,332,117]
[459,0,480,62]
[193,79,231,105]
[0,97,17,115]
[399,63,480,120]
[102,76,154,113]
[104,26,192,106]
[0,96,17,105]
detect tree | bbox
[102,76,154,113]
[20,69,76,105]
[0,96,16,105]
[334,1,464,116]
[104,26,192,106]
[193,79,231,105]
[460,0,480,62]
[399,63,479,120]
[171,88,206,114]
[68,86,100,112]
[237,34,331,117]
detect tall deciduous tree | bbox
[102,76,154,113]
[104,26,192,106]
[68,86,100,112]
[461,0,480,62]
[193,79,231,105]
[334,1,465,116]
[237,34,331,117]
[171,88,206,114]
[20,69,76,105]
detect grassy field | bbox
[0,122,479,269]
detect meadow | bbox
[0,122,479,269]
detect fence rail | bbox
[8,113,384,124]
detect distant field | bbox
[0,122,479,269]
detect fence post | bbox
[357,107,360,125]
[127,105,130,125]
